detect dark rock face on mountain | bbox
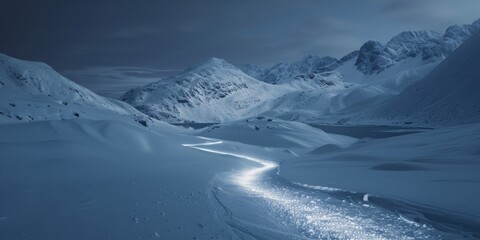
[355,40,390,75]
[260,55,338,84]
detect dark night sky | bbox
[1,0,479,97]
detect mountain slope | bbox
[373,30,480,126]
[0,53,155,126]
[239,64,266,80]
[122,58,291,123]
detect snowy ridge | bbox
[260,55,339,84]
[239,63,266,80]
[0,53,159,127]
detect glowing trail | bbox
[183,137,446,239]
[184,137,277,190]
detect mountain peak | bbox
[203,57,234,68]
[205,57,228,64]
[188,57,236,71]
[355,40,387,74]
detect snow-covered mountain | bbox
[122,58,291,123]
[0,53,155,126]
[371,30,480,126]
[122,19,480,124]
[238,19,480,123]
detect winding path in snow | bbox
[183,137,454,239]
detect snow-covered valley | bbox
[1,16,480,240]
[3,116,478,239]
[184,133,479,239]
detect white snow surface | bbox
[280,123,480,220]
[0,119,242,239]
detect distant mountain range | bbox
[121,18,480,124]
[242,18,480,82]
[1,18,479,127]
